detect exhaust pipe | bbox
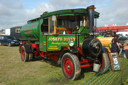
[87,5,96,34]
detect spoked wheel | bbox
[62,53,81,80]
[20,46,29,62]
[99,52,110,74]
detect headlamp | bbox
[11,41,15,43]
[68,40,74,47]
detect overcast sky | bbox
[0,0,128,29]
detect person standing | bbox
[110,35,120,53]
[118,42,123,55]
[113,32,117,37]
[123,40,128,59]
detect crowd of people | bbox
[110,32,128,59]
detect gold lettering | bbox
[64,37,75,41]
[62,42,68,45]
[50,46,57,47]
[48,37,75,41]
[51,42,68,45]
[52,42,61,45]
[48,48,58,49]
[48,37,62,41]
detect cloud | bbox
[49,0,90,9]
[97,0,128,26]
[0,1,55,29]
[0,4,10,15]
[0,0,23,29]
[0,0,22,9]
[0,0,128,29]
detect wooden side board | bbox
[108,52,122,72]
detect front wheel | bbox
[99,53,110,74]
[61,53,81,80]
[20,46,29,62]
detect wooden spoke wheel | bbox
[62,53,81,80]
[20,46,29,62]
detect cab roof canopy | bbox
[28,8,99,23]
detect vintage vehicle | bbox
[97,30,126,52]
[0,35,19,46]
[19,5,110,80]
[97,31,114,52]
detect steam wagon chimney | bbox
[87,5,96,34]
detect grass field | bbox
[0,46,128,85]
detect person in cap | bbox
[110,35,120,53]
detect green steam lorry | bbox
[19,5,110,80]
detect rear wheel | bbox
[61,53,81,80]
[20,46,29,62]
[99,53,110,74]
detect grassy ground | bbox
[0,46,128,85]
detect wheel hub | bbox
[63,58,73,77]
[67,65,70,69]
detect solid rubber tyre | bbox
[99,53,110,74]
[20,45,29,62]
[61,53,81,80]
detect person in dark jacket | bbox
[110,35,120,53]
[113,32,116,37]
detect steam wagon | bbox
[19,5,110,80]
